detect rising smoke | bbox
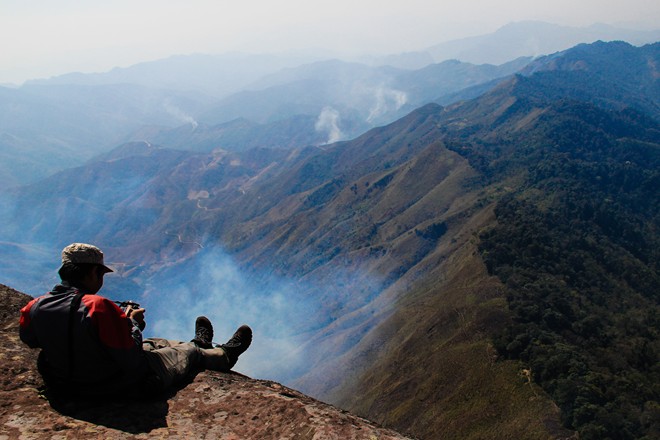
[140,246,320,381]
[314,106,343,144]
[367,86,408,124]
[163,99,199,130]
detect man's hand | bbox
[127,307,146,331]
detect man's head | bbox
[58,243,113,294]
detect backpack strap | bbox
[67,291,84,380]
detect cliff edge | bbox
[0,284,411,439]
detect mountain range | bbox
[0,55,529,187]
[0,39,658,439]
[3,21,659,188]
[425,21,660,66]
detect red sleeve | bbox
[82,296,137,350]
[19,298,38,329]
[19,298,40,347]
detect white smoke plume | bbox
[141,247,320,381]
[367,87,408,124]
[163,99,199,130]
[315,106,343,144]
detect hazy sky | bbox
[1,0,659,84]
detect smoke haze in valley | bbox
[132,246,384,382]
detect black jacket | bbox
[20,283,149,395]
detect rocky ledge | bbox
[0,284,411,439]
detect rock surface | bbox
[0,284,411,439]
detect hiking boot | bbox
[220,324,252,367]
[191,316,214,349]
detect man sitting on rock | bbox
[19,242,252,397]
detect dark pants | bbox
[142,338,204,390]
[141,338,232,391]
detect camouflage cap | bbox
[61,243,113,273]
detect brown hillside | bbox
[324,207,576,439]
[287,180,576,439]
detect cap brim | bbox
[99,264,114,273]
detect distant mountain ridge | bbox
[426,21,660,65]
[4,21,658,187]
[1,55,532,185]
[24,53,322,98]
[28,22,658,88]
[164,57,530,149]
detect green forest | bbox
[475,102,660,438]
